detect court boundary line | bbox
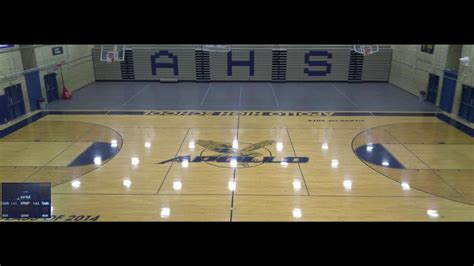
[332,84,360,108]
[37,110,454,120]
[65,126,371,130]
[0,140,94,143]
[121,83,151,106]
[200,83,212,106]
[268,83,280,107]
[239,82,242,107]
[41,109,442,113]
[1,112,471,204]
[50,192,438,198]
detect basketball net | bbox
[363,47,373,56]
[54,60,72,99]
[53,60,66,71]
[202,45,232,52]
[353,45,379,56]
[106,51,117,64]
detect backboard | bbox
[201,44,232,52]
[352,45,379,56]
[100,45,126,63]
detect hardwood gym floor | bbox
[1,111,472,221]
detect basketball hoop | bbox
[53,60,66,71]
[106,51,118,63]
[100,45,126,63]
[202,44,232,52]
[459,56,469,67]
[353,45,379,56]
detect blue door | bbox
[458,85,474,122]
[4,84,26,121]
[44,73,59,102]
[426,73,439,104]
[25,70,42,111]
[439,70,457,113]
[0,94,8,124]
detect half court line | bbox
[285,128,311,196]
[156,128,191,194]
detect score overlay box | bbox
[1,183,51,219]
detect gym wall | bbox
[34,45,95,96]
[452,45,474,117]
[92,45,392,82]
[0,45,95,125]
[0,45,31,123]
[390,45,474,119]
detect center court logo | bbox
[157,139,309,168]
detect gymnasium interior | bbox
[0,44,472,221]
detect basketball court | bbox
[0,44,472,221]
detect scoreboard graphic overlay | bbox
[1,183,51,219]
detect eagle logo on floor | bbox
[157,139,309,168]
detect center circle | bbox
[199,142,273,168]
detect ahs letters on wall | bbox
[92,46,392,81]
[150,50,332,77]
